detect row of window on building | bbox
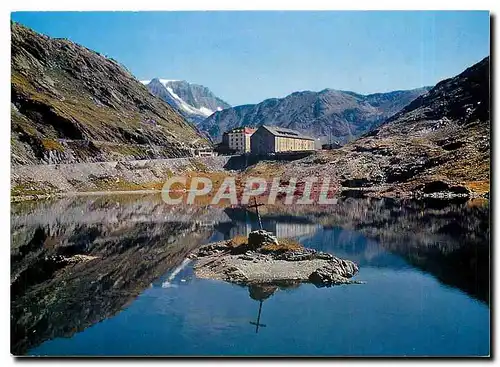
[221,125,315,154]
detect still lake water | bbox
[11,195,489,356]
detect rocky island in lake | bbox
[191,229,361,287]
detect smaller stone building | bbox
[222,127,256,153]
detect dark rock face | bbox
[382,57,490,132]
[199,87,430,142]
[341,178,375,188]
[11,22,209,165]
[409,180,471,200]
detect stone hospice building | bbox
[250,125,315,154]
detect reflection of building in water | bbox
[315,227,385,264]
[229,222,253,239]
[229,220,320,239]
[271,222,320,239]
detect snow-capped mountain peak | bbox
[142,78,231,123]
[165,85,213,117]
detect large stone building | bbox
[222,127,256,153]
[250,125,315,154]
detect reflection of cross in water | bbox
[249,300,266,333]
[248,196,265,230]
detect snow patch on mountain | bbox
[166,86,214,117]
[200,106,216,116]
[142,78,231,124]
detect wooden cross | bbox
[249,300,267,333]
[248,196,265,230]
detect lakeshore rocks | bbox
[309,261,360,287]
[197,242,230,257]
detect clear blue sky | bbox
[11,11,489,106]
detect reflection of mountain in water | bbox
[11,195,489,354]
[304,227,402,268]
[263,197,490,304]
[11,195,230,355]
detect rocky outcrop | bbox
[247,230,279,250]
[309,262,360,287]
[192,231,360,286]
[199,87,430,142]
[11,22,210,165]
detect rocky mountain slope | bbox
[244,57,490,198]
[11,22,209,166]
[200,87,430,142]
[142,79,231,125]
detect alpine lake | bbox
[11,194,490,357]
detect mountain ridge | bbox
[199,86,431,143]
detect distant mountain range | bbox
[198,87,431,143]
[141,79,231,125]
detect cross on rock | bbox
[248,196,265,230]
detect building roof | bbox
[224,127,256,134]
[259,125,315,141]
